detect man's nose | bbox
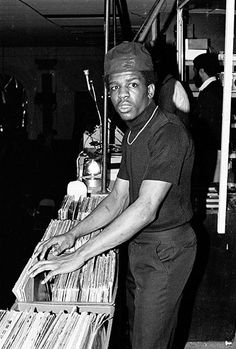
[119,86,129,99]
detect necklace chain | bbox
[127,106,158,145]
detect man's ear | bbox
[199,68,205,78]
[148,83,155,99]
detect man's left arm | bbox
[80,179,171,259]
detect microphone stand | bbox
[83,68,109,194]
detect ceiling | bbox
[0,0,226,47]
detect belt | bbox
[134,222,194,243]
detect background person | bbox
[191,52,223,220]
[29,41,197,349]
[150,41,191,128]
[157,73,190,127]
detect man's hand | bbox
[28,249,85,284]
[32,232,76,261]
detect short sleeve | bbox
[143,124,189,185]
[117,139,129,180]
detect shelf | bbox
[188,8,227,15]
[185,58,236,67]
[190,91,236,98]
[13,300,115,316]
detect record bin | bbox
[8,195,119,349]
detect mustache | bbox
[118,100,132,107]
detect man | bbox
[192,52,222,153]
[29,41,196,349]
[191,53,223,218]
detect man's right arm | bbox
[34,177,130,259]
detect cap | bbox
[104,41,154,77]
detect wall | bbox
[164,11,229,58]
[0,46,104,140]
[188,13,226,52]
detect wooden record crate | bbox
[11,300,114,349]
[12,248,118,348]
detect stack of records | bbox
[58,195,105,221]
[58,195,76,220]
[206,186,219,210]
[8,183,116,349]
[51,250,117,303]
[12,219,117,304]
[0,307,109,349]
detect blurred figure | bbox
[157,72,190,128]
[151,41,191,128]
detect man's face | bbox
[108,71,153,122]
[193,66,203,88]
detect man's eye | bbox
[129,82,138,88]
[110,85,118,91]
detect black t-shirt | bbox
[118,101,195,232]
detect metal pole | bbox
[151,18,158,42]
[177,0,192,10]
[101,0,110,194]
[176,6,184,80]
[134,0,166,43]
[217,0,235,234]
[112,0,117,47]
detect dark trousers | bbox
[126,225,197,349]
